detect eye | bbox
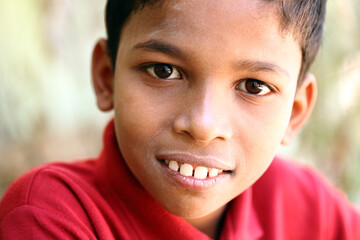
[146,63,182,79]
[236,79,272,95]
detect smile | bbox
[156,153,233,189]
[161,159,224,179]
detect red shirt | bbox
[1,121,359,239]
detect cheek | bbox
[113,78,175,159]
[253,102,292,147]
[112,80,169,184]
[233,99,293,179]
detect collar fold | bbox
[97,119,263,239]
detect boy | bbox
[1,0,359,239]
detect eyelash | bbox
[143,63,182,80]
[141,63,274,96]
[236,79,274,96]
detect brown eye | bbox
[147,64,182,79]
[236,79,271,95]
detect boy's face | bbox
[93,0,315,221]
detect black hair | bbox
[105,0,326,83]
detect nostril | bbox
[172,115,190,134]
[173,117,232,143]
[172,97,232,142]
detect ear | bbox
[281,73,317,145]
[91,38,114,111]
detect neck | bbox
[185,205,227,239]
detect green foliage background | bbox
[0,0,359,204]
[295,0,360,203]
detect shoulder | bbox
[255,155,350,204]
[252,155,360,239]
[0,160,97,221]
[252,155,333,215]
[256,155,329,191]
[0,160,100,239]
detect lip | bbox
[162,163,230,190]
[156,152,234,171]
[156,152,233,190]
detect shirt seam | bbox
[1,166,66,224]
[24,166,50,205]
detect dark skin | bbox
[92,0,317,237]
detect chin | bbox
[158,190,228,219]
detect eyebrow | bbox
[133,40,185,59]
[234,60,290,77]
[133,40,289,77]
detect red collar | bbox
[97,119,263,239]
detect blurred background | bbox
[0,0,359,205]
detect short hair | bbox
[105,0,326,84]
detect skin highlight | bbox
[92,0,317,238]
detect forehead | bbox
[119,0,301,80]
[126,0,279,42]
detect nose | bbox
[172,85,233,143]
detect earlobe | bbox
[91,38,115,111]
[281,73,317,145]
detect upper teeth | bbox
[169,160,179,171]
[180,163,193,177]
[194,166,208,179]
[166,160,223,179]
